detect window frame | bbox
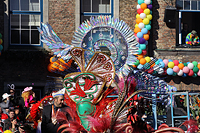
[9,0,43,47]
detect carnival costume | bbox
[186,33,200,45]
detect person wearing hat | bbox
[41,88,71,133]
[21,87,35,108]
[0,93,11,114]
[186,30,200,46]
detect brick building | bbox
[0,0,200,99]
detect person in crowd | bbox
[41,88,71,133]
[0,107,8,123]
[181,23,190,44]
[186,30,200,46]
[0,93,11,114]
[3,110,15,131]
[21,87,35,108]
[9,88,16,107]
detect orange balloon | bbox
[136,18,143,24]
[134,27,141,33]
[140,58,146,65]
[141,3,147,10]
[143,34,149,40]
[137,55,144,60]
[198,63,200,69]
[178,63,184,69]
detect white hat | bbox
[52,88,66,98]
[2,93,11,100]
[22,87,33,94]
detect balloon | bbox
[173,60,179,66]
[173,66,180,73]
[147,4,152,10]
[137,8,144,14]
[136,14,140,19]
[159,61,165,68]
[144,8,150,15]
[137,55,144,60]
[193,73,197,77]
[139,38,146,44]
[167,68,173,75]
[143,18,149,25]
[141,3,147,10]
[145,24,151,30]
[145,56,151,62]
[173,72,177,76]
[182,73,187,77]
[198,63,200,69]
[192,61,198,67]
[168,62,175,68]
[140,13,146,19]
[140,44,146,50]
[137,4,141,9]
[146,14,152,20]
[144,0,151,4]
[0,45,3,51]
[168,59,173,62]
[187,63,194,69]
[142,50,147,55]
[184,63,187,66]
[193,67,199,73]
[137,64,144,69]
[135,24,139,28]
[134,60,140,66]
[143,34,149,40]
[163,59,169,67]
[145,40,148,45]
[141,28,148,34]
[140,58,146,65]
[177,70,183,76]
[134,27,141,33]
[137,32,143,38]
[138,48,142,54]
[178,63,184,69]
[138,0,144,5]
[198,70,200,76]
[136,17,143,24]
[138,22,145,29]
[183,67,190,74]
[0,39,3,45]
[188,69,194,76]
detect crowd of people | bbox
[0,86,36,133]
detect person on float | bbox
[21,87,35,108]
[41,88,71,133]
[0,93,11,114]
[185,30,200,46]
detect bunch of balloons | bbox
[0,33,3,56]
[134,0,152,56]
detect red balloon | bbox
[137,8,144,14]
[142,50,147,55]
[188,69,194,76]
[173,60,179,66]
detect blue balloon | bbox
[137,32,143,38]
[168,59,173,62]
[167,68,173,75]
[158,59,163,62]
[159,61,165,68]
[187,62,190,65]
[138,0,144,5]
[145,41,148,45]
[138,48,142,54]
[141,28,148,34]
[139,44,146,50]
[182,73,187,77]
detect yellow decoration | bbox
[145,56,151,62]
[143,18,149,25]
[136,14,140,19]
[147,14,152,20]
[144,9,150,15]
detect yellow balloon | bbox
[135,24,139,28]
[168,62,175,68]
[145,56,151,63]
[143,18,149,25]
[136,14,140,19]
[144,9,150,15]
[147,14,152,20]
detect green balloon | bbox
[192,61,198,67]
[184,63,187,66]
[134,60,140,66]
[173,72,177,76]
[0,45,3,51]
[145,24,151,30]
[193,67,199,73]
[138,0,144,5]
[139,44,146,50]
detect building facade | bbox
[0,0,200,99]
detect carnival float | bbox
[26,0,200,132]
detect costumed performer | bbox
[41,88,71,133]
[186,30,200,46]
[21,87,35,108]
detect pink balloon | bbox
[197,70,200,76]
[163,59,169,67]
[173,60,179,66]
[173,66,180,73]
[188,69,194,76]
[183,67,190,74]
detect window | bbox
[80,0,113,23]
[177,0,200,47]
[10,0,43,46]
